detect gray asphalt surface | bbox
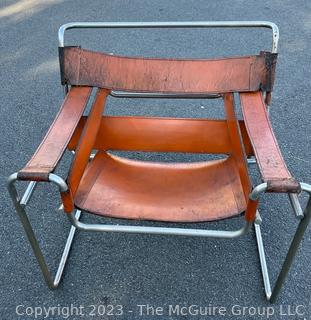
[1,0,311,319]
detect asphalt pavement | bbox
[1,0,311,319]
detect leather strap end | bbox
[17,169,50,182]
[61,189,74,213]
[266,178,301,193]
[245,198,259,222]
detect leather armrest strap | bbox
[18,86,92,181]
[240,91,300,193]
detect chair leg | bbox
[254,215,272,299]
[7,178,81,289]
[255,197,311,302]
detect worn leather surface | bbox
[74,152,246,222]
[18,86,92,181]
[240,91,300,193]
[68,116,254,156]
[267,178,301,193]
[60,47,276,94]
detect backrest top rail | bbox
[58,21,279,53]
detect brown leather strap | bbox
[18,87,92,181]
[245,198,259,221]
[60,47,277,94]
[223,93,251,198]
[68,116,253,156]
[67,88,109,198]
[70,116,233,154]
[266,178,301,193]
[240,91,300,193]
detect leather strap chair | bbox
[7,21,311,302]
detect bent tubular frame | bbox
[7,173,80,289]
[252,183,311,302]
[7,172,311,302]
[58,21,279,51]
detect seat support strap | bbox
[67,88,109,199]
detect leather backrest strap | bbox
[59,47,277,94]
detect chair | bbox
[7,21,311,302]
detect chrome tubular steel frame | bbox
[8,21,310,301]
[58,21,279,51]
[7,170,311,301]
[252,183,311,302]
[7,173,79,289]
